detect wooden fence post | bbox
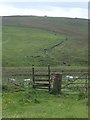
[48,64,51,92]
[52,73,62,94]
[32,65,35,88]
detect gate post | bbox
[32,65,35,88]
[48,64,51,92]
[52,73,62,94]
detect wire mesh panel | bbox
[61,72,88,93]
[2,68,32,92]
[2,67,89,94]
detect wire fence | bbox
[2,67,89,93]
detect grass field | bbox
[2,16,88,67]
[2,69,88,118]
[2,88,88,118]
[2,16,88,119]
[2,25,65,66]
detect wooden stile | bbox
[32,64,51,91]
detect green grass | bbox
[2,26,65,67]
[2,16,88,119]
[2,88,88,118]
[2,16,88,67]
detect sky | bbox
[0,0,89,19]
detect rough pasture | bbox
[2,16,88,118]
[2,16,88,67]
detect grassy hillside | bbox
[2,16,88,67]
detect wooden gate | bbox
[32,64,51,91]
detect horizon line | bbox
[1,15,88,19]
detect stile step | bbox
[34,86,49,89]
[35,74,49,77]
[35,79,48,82]
[34,83,49,86]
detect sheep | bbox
[65,75,73,81]
[24,78,31,82]
[8,78,16,83]
[75,76,78,79]
[23,78,32,86]
[65,75,78,82]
